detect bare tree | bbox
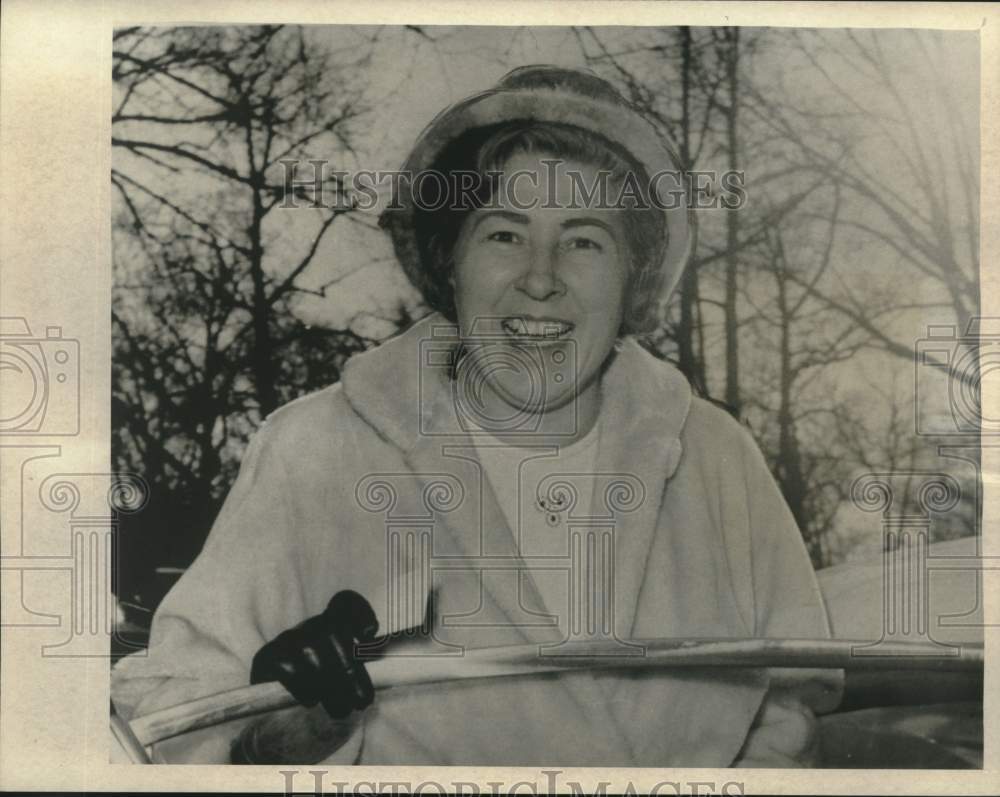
[113,26,377,411]
[742,29,979,365]
[571,26,753,401]
[111,26,408,597]
[720,27,742,413]
[738,185,875,566]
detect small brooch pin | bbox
[536,493,567,527]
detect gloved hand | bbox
[250,590,379,720]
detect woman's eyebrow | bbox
[561,217,619,239]
[470,210,529,233]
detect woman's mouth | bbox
[500,316,575,341]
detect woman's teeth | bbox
[501,318,574,339]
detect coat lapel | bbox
[592,339,691,641]
[407,435,565,648]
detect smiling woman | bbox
[111,65,842,767]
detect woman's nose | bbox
[515,243,565,301]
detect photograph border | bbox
[1,0,998,793]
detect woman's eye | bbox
[486,230,520,244]
[566,236,602,252]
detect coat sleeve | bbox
[110,419,364,764]
[727,426,844,766]
[737,426,844,712]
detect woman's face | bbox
[450,152,630,431]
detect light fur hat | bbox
[379,65,694,334]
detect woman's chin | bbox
[480,378,580,424]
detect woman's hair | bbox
[409,121,668,335]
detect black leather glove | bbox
[250,590,379,719]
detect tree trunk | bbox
[675,26,706,392]
[723,27,741,414]
[773,239,821,566]
[249,176,278,416]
